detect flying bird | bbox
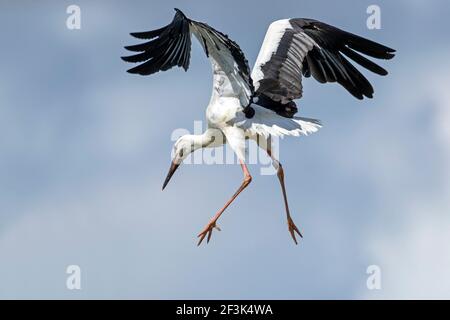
[122,9,395,245]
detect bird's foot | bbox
[197,220,221,246]
[287,216,303,245]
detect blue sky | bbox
[1,0,450,299]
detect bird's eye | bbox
[179,149,184,157]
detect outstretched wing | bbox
[122,8,254,107]
[251,18,396,109]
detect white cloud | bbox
[359,56,450,299]
[2,0,450,299]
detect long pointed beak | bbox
[162,161,180,190]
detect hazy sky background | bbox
[1,0,450,299]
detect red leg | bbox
[197,160,252,246]
[267,147,302,245]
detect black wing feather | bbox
[122,8,253,99]
[253,18,395,117]
[291,18,395,99]
[130,26,166,40]
[121,9,192,75]
[340,46,388,76]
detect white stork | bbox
[122,8,395,245]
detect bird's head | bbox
[162,135,197,190]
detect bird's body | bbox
[122,9,395,245]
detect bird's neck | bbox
[189,129,222,150]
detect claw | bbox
[197,221,220,246]
[290,230,298,245]
[287,217,303,245]
[207,229,213,243]
[197,233,207,246]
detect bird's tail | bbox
[291,117,322,136]
[255,116,321,137]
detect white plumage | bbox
[235,104,321,138]
[122,9,395,245]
